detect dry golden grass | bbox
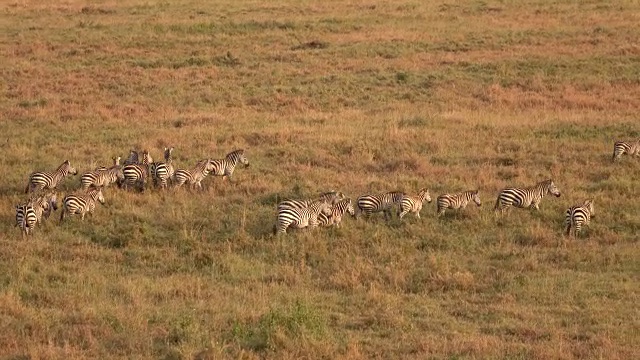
[1,0,639,359]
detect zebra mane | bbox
[57,160,71,171]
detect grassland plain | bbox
[0,0,639,359]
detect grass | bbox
[1,0,639,358]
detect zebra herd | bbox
[14,148,249,238]
[13,139,639,239]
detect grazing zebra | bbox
[80,165,124,190]
[277,191,346,212]
[356,191,405,219]
[398,188,432,219]
[437,190,481,217]
[275,200,332,234]
[121,150,152,191]
[565,199,595,237]
[612,139,640,162]
[25,160,78,194]
[494,179,561,214]
[173,159,215,190]
[152,147,175,189]
[60,188,105,222]
[209,149,249,182]
[15,195,51,238]
[317,198,355,227]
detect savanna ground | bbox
[0,0,639,359]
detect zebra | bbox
[437,190,481,217]
[80,165,124,190]
[25,160,78,194]
[60,188,105,222]
[277,191,346,212]
[152,147,175,189]
[123,150,139,165]
[121,150,152,191]
[41,191,59,220]
[209,149,249,182]
[173,159,215,190]
[494,179,561,214]
[275,199,332,234]
[356,191,405,219]
[317,198,355,227]
[15,195,51,238]
[565,199,595,237]
[398,188,432,219]
[612,139,640,162]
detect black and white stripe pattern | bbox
[123,150,139,165]
[494,179,561,214]
[356,191,405,219]
[25,160,78,194]
[173,159,215,190]
[81,165,124,190]
[152,147,175,189]
[437,190,481,217]
[398,188,432,219]
[209,149,249,182]
[15,194,53,238]
[60,188,105,222]
[277,191,346,212]
[612,139,640,162]
[122,150,152,191]
[317,198,355,227]
[275,200,332,234]
[565,199,595,237]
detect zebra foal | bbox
[437,190,481,217]
[317,198,355,227]
[60,188,105,222]
[275,200,332,234]
[612,139,640,162]
[209,149,249,182]
[398,188,432,219]
[173,159,215,190]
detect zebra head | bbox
[125,150,139,165]
[29,194,50,212]
[142,150,153,165]
[471,190,482,206]
[112,156,121,166]
[418,188,432,203]
[228,149,249,167]
[89,188,106,205]
[163,147,174,161]
[547,179,561,197]
[583,199,595,218]
[62,160,78,175]
[344,199,355,217]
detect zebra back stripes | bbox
[209,149,249,181]
[565,199,595,237]
[122,150,152,191]
[399,188,432,219]
[494,179,561,214]
[437,190,481,217]
[612,139,640,162]
[25,160,78,194]
[60,188,105,222]
[275,199,332,234]
[15,195,50,238]
[81,165,124,190]
[317,198,355,227]
[153,147,175,189]
[277,191,346,212]
[356,191,405,219]
[173,159,215,190]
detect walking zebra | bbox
[398,188,432,219]
[277,191,346,212]
[121,150,152,191]
[60,188,105,222]
[173,159,215,190]
[209,149,249,182]
[437,190,481,217]
[317,198,355,227]
[275,199,332,234]
[81,165,124,190]
[494,179,561,214]
[152,147,175,189]
[25,160,78,194]
[612,139,640,162]
[15,195,51,238]
[565,199,595,237]
[356,191,405,219]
